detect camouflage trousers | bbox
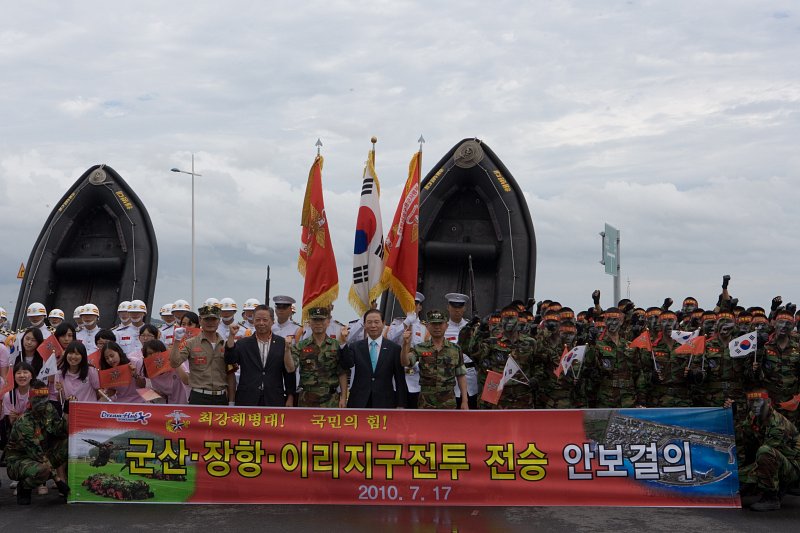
[418,391,457,409]
[298,389,340,408]
[739,445,800,492]
[7,438,68,490]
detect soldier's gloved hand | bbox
[787,303,797,316]
[403,313,417,327]
[623,301,635,314]
[757,330,769,347]
[535,301,544,315]
[587,326,598,345]
[722,274,731,290]
[662,298,673,310]
[592,290,601,305]
[771,296,783,311]
[173,327,186,342]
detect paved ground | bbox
[1,472,799,532]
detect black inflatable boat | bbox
[13,165,158,329]
[384,138,536,319]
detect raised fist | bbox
[592,290,601,305]
[229,323,240,337]
[771,296,783,311]
[173,327,186,342]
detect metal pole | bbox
[191,153,196,310]
[613,230,621,305]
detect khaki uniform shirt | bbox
[171,334,227,391]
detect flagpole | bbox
[371,136,377,165]
[647,329,659,374]
[316,138,322,156]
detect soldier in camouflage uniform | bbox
[641,312,693,407]
[738,389,800,511]
[5,380,69,504]
[697,311,747,415]
[645,307,662,336]
[467,305,539,409]
[289,307,347,408]
[403,310,468,409]
[585,307,646,408]
[701,310,717,337]
[538,311,576,409]
[678,297,699,331]
[751,310,800,424]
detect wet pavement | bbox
[1,471,799,532]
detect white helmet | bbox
[26,302,47,317]
[220,297,237,311]
[173,299,191,311]
[203,297,221,308]
[73,306,84,319]
[129,300,147,313]
[160,304,174,317]
[117,301,131,313]
[243,298,260,311]
[0,307,7,319]
[82,303,100,316]
[48,309,65,320]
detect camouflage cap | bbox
[308,307,330,319]
[426,310,447,323]
[198,305,221,319]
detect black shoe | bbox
[55,480,70,497]
[751,491,781,512]
[17,488,32,505]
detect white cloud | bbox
[57,97,101,117]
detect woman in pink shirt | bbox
[142,339,188,404]
[59,341,100,404]
[2,362,34,425]
[12,328,44,377]
[99,341,145,403]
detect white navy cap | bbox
[415,292,425,303]
[445,293,470,305]
[273,295,296,305]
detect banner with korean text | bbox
[67,403,740,507]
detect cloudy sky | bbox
[1,1,798,324]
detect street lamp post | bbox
[171,154,202,309]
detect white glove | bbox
[173,327,186,342]
[403,312,417,327]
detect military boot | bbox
[17,487,32,505]
[751,491,781,511]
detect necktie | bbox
[370,340,378,370]
[260,339,269,366]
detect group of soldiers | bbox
[2,274,799,510]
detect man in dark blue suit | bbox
[342,309,407,408]
[224,305,295,407]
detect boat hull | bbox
[384,138,536,319]
[13,165,158,329]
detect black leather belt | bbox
[464,362,476,369]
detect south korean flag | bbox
[729,331,757,358]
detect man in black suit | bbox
[224,305,294,407]
[342,309,407,408]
